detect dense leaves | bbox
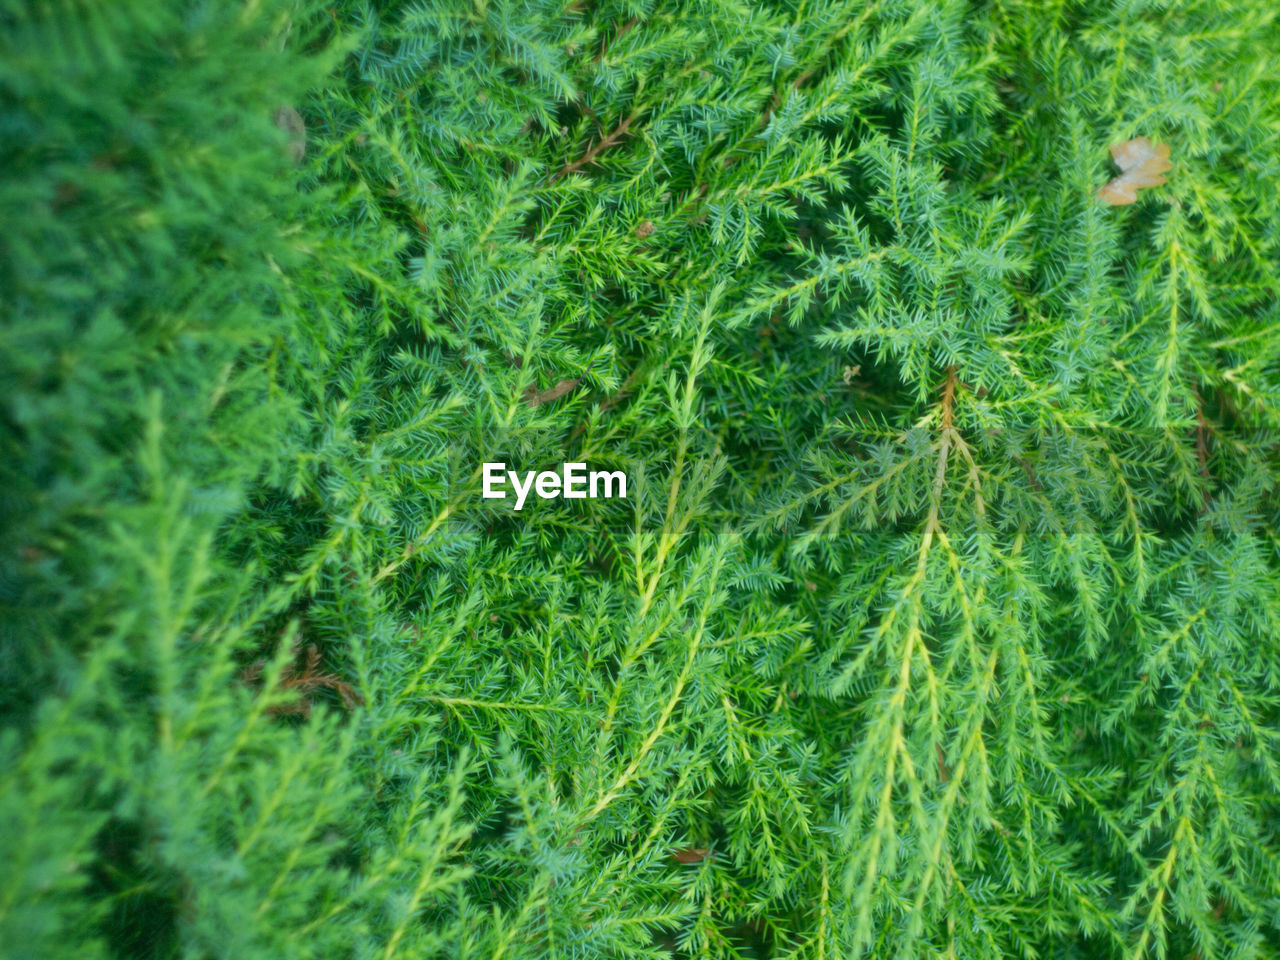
[2,0,1278,958]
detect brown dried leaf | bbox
[672,847,712,864]
[1097,136,1171,205]
[523,377,581,406]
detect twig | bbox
[552,108,641,181]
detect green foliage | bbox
[2,0,1279,958]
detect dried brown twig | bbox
[240,643,364,718]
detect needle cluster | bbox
[2,1,1279,959]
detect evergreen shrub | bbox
[2,0,1278,957]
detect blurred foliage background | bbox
[2,1,1278,957]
